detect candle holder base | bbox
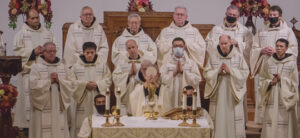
[113,115,124,127]
[101,114,112,127]
[146,111,158,120]
[189,114,200,127]
[178,114,189,127]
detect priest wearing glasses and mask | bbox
[160,37,201,110]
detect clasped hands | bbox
[173,60,183,76]
[50,72,59,84]
[218,63,230,75]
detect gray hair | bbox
[219,34,231,41]
[43,42,56,50]
[81,6,94,15]
[226,5,240,16]
[128,13,141,22]
[174,6,188,15]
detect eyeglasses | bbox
[82,13,93,17]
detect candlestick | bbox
[113,109,124,127]
[116,87,121,110]
[192,89,197,111]
[190,110,200,127]
[101,110,112,127]
[178,109,189,126]
[105,88,110,110]
[182,88,187,110]
[113,87,124,127]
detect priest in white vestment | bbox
[156,6,206,69]
[29,42,71,138]
[68,42,112,137]
[206,5,253,65]
[111,13,157,66]
[160,37,201,110]
[206,5,253,125]
[130,64,170,116]
[204,35,249,138]
[78,94,105,138]
[63,6,108,68]
[13,9,58,129]
[112,39,146,115]
[259,38,299,138]
[250,6,298,124]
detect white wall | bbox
[1,0,300,56]
[0,0,299,84]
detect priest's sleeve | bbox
[29,64,52,111]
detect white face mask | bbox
[173,47,183,57]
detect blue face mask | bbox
[173,47,183,57]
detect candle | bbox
[192,89,197,111]
[116,87,121,110]
[182,88,187,110]
[105,88,110,110]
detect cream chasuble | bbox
[29,57,72,138]
[259,54,299,138]
[112,54,143,115]
[68,55,112,135]
[160,52,201,110]
[204,46,249,138]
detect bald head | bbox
[219,35,232,55]
[126,39,139,59]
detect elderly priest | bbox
[29,42,71,138]
[204,34,249,138]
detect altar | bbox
[91,116,212,138]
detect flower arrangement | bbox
[8,0,53,29]
[231,0,270,21]
[128,0,153,12]
[0,84,18,114]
